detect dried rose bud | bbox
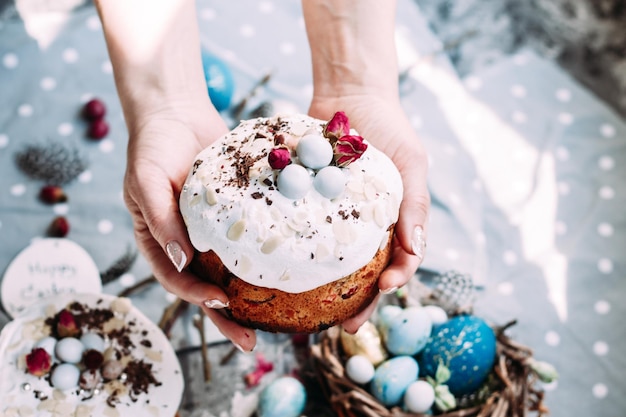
[101,359,124,381]
[87,119,109,140]
[83,349,104,370]
[243,354,274,388]
[39,185,67,204]
[82,98,107,121]
[47,216,70,238]
[333,135,368,167]
[57,309,79,338]
[26,347,52,377]
[268,146,291,170]
[323,111,350,140]
[79,369,101,390]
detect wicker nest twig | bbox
[309,320,550,417]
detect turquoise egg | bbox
[383,306,432,356]
[201,50,234,112]
[418,315,496,396]
[258,376,307,417]
[370,356,419,406]
[377,304,403,336]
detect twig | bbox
[192,311,211,383]
[117,275,157,298]
[158,297,189,338]
[230,72,273,120]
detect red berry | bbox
[26,348,52,377]
[87,119,109,139]
[82,98,106,120]
[39,185,67,204]
[48,216,70,237]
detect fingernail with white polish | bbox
[411,226,426,260]
[166,241,187,273]
[380,286,398,295]
[204,299,229,309]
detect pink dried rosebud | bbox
[57,309,79,338]
[268,146,291,170]
[26,347,52,377]
[323,111,350,140]
[333,135,368,167]
[243,353,274,387]
[39,185,67,204]
[47,216,70,238]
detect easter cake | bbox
[180,112,403,333]
[0,293,183,417]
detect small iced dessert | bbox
[0,293,183,417]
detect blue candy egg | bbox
[418,315,496,396]
[258,376,307,417]
[313,166,346,199]
[296,134,333,169]
[51,363,80,391]
[377,304,403,335]
[276,164,312,199]
[201,50,234,112]
[80,332,105,352]
[383,307,432,356]
[55,337,84,364]
[370,356,419,406]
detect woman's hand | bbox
[309,96,430,333]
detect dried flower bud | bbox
[47,216,70,238]
[268,146,291,170]
[527,358,559,383]
[333,135,368,167]
[243,354,274,387]
[434,384,457,412]
[323,111,350,140]
[26,347,52,377]
[83,349,104,370]
[57,309,79,338]
[39,185,67,204]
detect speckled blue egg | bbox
[80,333,105,352]
[377,304,403,335]
[418,315,496,396]
[383,307,432,356]
[277,164,312,199]
[314,166,346,199]
[55,337,84,364]
[258,376,307,417]
[370,356,419,406]
[296,134,333,169]
[201,50,234,112]
[51,363,80,391]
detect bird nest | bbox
[308,271,554,417]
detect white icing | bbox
[180,114,403,293]
[0,293,183,417]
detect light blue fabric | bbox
[0,1,624,416]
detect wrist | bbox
[95,0,210,131]
[302,0,399,99]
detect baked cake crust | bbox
[191,226,394,333]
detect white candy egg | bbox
[80,333,105,352]
[314,166,346,199]
[296,134,333,169]
[276,164,312,199]
[404,380,435,413]
[423,305,448,326]
[34,336,57,357]
[51,363,80,391]
[55,337,84,364]
[345,354,375,384]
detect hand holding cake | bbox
[95,0,430,349]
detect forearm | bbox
[301,0,399,100]
[94,0,209,132]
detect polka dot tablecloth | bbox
[1,1,625,416]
